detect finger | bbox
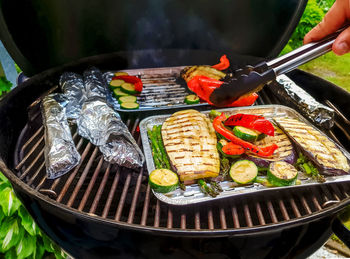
[304,0,348,44]
[333,26,350,55]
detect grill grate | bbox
[13,82,350,233]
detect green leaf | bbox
[32,237,46,259]
[16,233,36,259]
[1,218,24,252]
[18,206,37,236]
[4,247,17,259]
[0,187,22,216]
[0,172,10,184]
[0,205,4,224]
[42,233,55,253]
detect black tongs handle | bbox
[267,25,348,75]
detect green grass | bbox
[299,52,350,92]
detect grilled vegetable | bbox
[181,66,226,82]
[155,125,171,170]
[113,75,143,92]
[267,161,298,186]
[225,114,275,136]
[274,117,350,175]
[295,153,325,183]
[186,75,259,107]
[121,82,139,94]
[118,95,137,104]
[110,79,125,88]
[233,126,260,142]
[221,141,245,156]
[213,113,278,157]
[120,102,139,110]
[114,72,129,76]
[162,109,220,181]
[211,55,230,70]
[149,169,179,193]
[217,139,241,159]
[113,88,129,98]
[229,160,258,184]
[198,179,219,197]
[184,94,200,104]
[243,127,296,167]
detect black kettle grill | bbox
[1,0,350,258]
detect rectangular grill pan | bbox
[140,104,350,205]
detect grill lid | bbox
[0,0,306,76]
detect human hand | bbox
[304,0,350,55]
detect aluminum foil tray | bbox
[104,66,209,112]
[140,105,350,205]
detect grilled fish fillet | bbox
[162,109,220,181]
[181,65,226,82]
[274,117,350,174]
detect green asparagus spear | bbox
[156,125,171,169]
[210,181,223,193]
[148,128,164,168]
[198,179,219,197]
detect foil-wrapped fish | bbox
[161,109,220,181]
[41,94,81,179]
[77,98,144,168]
[270,75,334,129]
[274,117,350,176]
[59,72,86,120]
[84,67,107,99]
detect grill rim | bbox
[2,158,350,237]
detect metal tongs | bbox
[209,26,348,106]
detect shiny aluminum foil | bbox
[84,67,107,99]
[59,72,86,120]
[41,94,81,179]
[272,75,334,129]
[77,97,144,168]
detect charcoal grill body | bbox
[0,52,350,258]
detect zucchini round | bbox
[121,82,139,94]
[267,161,298,186]
[184,94,200,104]
[149,169,179,193]
[114,72,129,76]
[113,88,130,98]
[233,126,260,142]
[120,102,139,110]
[110,79,125,88]
[118,95,137,104]
[229,160,258,184]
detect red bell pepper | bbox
[212,55,230,70]
[213,113,278,157]
[224,114,275,136]
[112,75,143,92]
[187,76,258,107]
[222,142,245,155]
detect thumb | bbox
[333,26,350,55]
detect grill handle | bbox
[267,25,348,75]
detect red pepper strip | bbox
[112,75,143,92]
[213,113,278,157]
[222,142,245,155]
[187,76,258,107]
[211,55,230,70]
[224,113,275,136]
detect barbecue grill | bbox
[1,0,350,258]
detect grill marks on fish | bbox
[274,117,350,173]
[162,110,220,181]
[247,127,294,161]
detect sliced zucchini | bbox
[149,169,179,193]
[113,88,130,98]
[267,161,298,187]
[114,72,129,76]
[118,95,137,104]
[120,102,139,110]
[121,82,139,94]
[256,133,267,141]
[233,126,260,142]
[229,160,258,184]
[109,79,125,88]
[184,94,200,104]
